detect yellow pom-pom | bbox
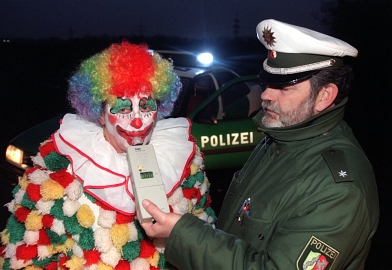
[190,163,199,175]
[64,237,75,251]
[76,204,95,228]
[19,175,29,190]
[187,199,193,213]
[65,255,84,270]
[40,179,64,201]
[25,210,43,231]
[110,223,130,250]
[1,228,10,244]
[97,260,113,270]
[25,265,42,270]
[0,256,4,269]
[146,251,160,267]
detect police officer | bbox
[141,19,379,269]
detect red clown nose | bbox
[131,118,143,128]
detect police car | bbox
[5,51,264,181]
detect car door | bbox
[187,75,265,170]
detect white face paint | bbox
[100,95,157,153]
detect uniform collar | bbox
[253,97,347,143]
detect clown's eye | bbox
[139,97,156,112]
[110,98,132,114]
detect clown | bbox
[0,42,216,270]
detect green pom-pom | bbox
[122,241,140,261]
[50,199,65,220]
[158,252,167,269]
[66,249,73,257]
[21,192,36,210]
[63,214,83,235]
[2,258,11,270]
[205,207,217,222]
[6,215,25,244]
[78,227,95,251]
[195,171,205,183]
[44,152,70,171]
[46,228,67,245]
[133,218,145,240]
[32,255,57,267]
[12,185,21,196]
[195,195,207,210]
[84,192,96,203]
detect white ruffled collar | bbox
[53,114,195,215]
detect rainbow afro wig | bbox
[68,41,182,122]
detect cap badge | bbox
[269,50,277,59]
[262,27,276,46]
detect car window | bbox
[194,78,262,123]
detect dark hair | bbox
[309,65,354,105]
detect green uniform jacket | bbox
[165,98,379,269]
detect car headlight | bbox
[6,145,29,168]
[197,52,213,66]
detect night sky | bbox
[1,0,326,39]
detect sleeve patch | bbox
[297,235,340,270]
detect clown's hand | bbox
[140,199,181,238]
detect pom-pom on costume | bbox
[0,42,216,270]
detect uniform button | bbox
[229,191,234,195]
[276,149,280,155]
[258,234,264,240]
[329,149,336,154]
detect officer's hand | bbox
[140,199,181,238]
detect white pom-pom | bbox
[28,169,49,185]
[131,258,150,270]
[6,199,16,213]
[4,243,17,258]
[65,179,83,200]
[192,154,203,167]
[23,230,39,245]
[171,197,189,215]
[51,218,66,235]
[97,208,116,228]
[198,211,208,222]
[72,242,84,258]
[9,257,32,269]
[200,182,208,196]
[100,246,121,267]
[127,222,138,242]
[14,189,26,205]
[72,234,80,242]
[36,199,55,215]
[85,264,98,270]
[31,153,46,168]
[167,187,184,207]
[63,199,81,217]
[38,245,51,259]
[94,227,112,253]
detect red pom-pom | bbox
[14,207,31,223]
[49,169,74,188]
[0,245,6,253]
[116,213,133,224]
[37,229,51,245]
[45,261,58,270]
[150,266,160,270]
[42,214,54,228]
[83,249,101,266]
[16,244,38,261]
[205,194,212,208]
[25,167,39,177]
[59,255,70,269]
[139,240,156,259]
[26,183,42,202]
[115,260,131,270]
[39,141,56,157]
[182,187,201,202]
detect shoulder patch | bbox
[297,235,340,270]
[321,149,353,182]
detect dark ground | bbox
[0,38,390,269]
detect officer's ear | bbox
[314,83,338,113]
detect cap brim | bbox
[258,69,318,86]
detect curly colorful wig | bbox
[68,41,182,122]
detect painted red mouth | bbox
[116,123,154,145]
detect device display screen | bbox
[140,171,154,179]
